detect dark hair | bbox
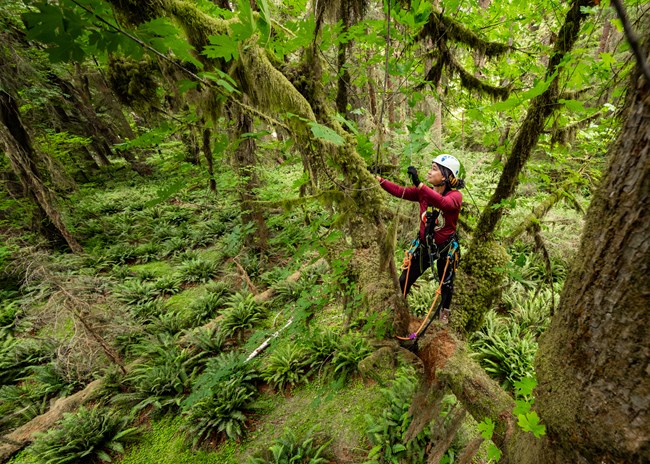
[437,164,465,190]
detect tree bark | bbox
[202,126,217,193]
[532,45,650,462]
[231,103,269,254]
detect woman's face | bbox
[427,163,446,185]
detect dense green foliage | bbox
[1,0,640,461]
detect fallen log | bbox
[0,380,102,462]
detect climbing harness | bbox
[396,240,460,343]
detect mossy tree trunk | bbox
[529,41,650,463]
[450,0,593,336]
[230,102,269,254]
[471,0,592,245]
[0,90,82,253]
[202,125,217,193]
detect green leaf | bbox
[558,99,584,112]
[517,411,546,438]
[513,399,531,416]
[514,377,536,398]
[256,0,272,43]
[204,34,240,62]
[308,122,345,146]
[521,74,554,100]
[235,0,256,40]
[178,79,199,94]
[487,443,502,462]
[599,52,616,67]
[201,70,241,95]
[96,450,112,462]
[392,444,406,453]
[477,418,495,440]
[490,96,521,112]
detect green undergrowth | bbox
[115,376,385,464]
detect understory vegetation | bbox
[1,146,581,463]
[1,0,639,462]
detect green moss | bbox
[240,377,382,461]
[451,240,509,336]
[166,286,207,311]
[129,261,174,277]
[120,416,238,464]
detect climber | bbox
[375,154,465,323]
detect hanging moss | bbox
[106,55,159,110]
[107,0,166,26]
[420,12,510,58]
[449,56,511,101]
[450,240,509,336]
[166,1,231,60]
[239,38,316,122]
[417,13,511,99]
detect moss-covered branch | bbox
[472,0,593,244]
[419,12,510,58]
[416,330,516,450]
[507,189,566,244]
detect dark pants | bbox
[399,241,456,310]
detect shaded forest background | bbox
[0,0,648,463]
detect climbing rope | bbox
[396,241,459,342]
[400,239,419,298]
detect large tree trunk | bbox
[0,91,82,253]
[530,44,650,463]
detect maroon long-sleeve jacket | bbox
[379,178,462,245]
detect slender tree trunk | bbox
[232,105,269,254]
[336,2,350,118]
[0,91,82,253]
[472,0,592,244]
[202,126,217,193]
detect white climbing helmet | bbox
[433,154,460,178]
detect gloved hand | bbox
[407,166,420,187]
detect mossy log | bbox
[0,261,325,461]
[416,329,516,449]
[0,380,102,462]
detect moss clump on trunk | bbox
[450,240,508,336]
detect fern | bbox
[28,406,138,464]
[329,336,372,384]
[113,335,203,414]
[304,329,338,373]
[220,292,264,340]
[364,366,428,464]
[178,257,218,283]
[182,352,259,445]
[470,312,538,390]
[183,378,256,445]
[262,342,309,392]
[247,428,332,464]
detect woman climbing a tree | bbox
[375,155,465,323]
